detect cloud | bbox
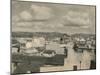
[14,21,44,28]
[12,15,20,22]
[81,25,89,28]
[19,11,32,20]
[12,1,95,33]
[30,5,53,20]
[13,5,54,22]
[62,11,90,27]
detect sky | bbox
[12,0,96,34]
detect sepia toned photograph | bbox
[11,0,96,74]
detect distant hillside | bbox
[71,33,95,38]
[12,32,70,39]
